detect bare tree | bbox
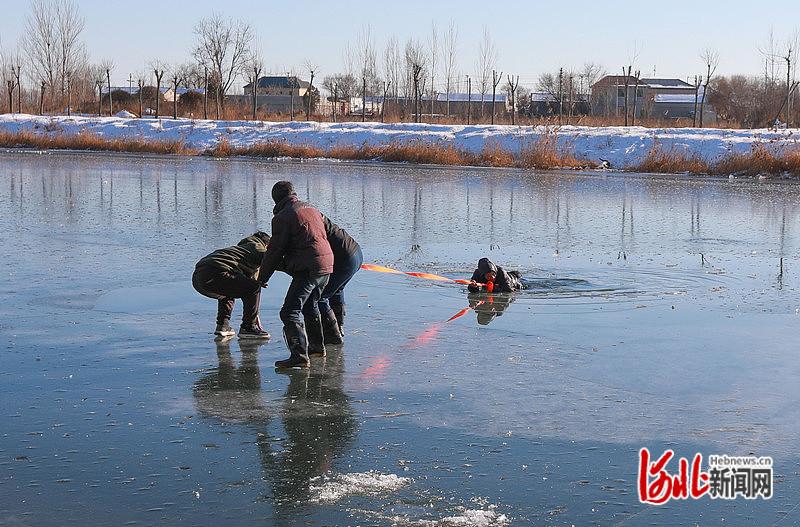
[631,69,641,125]
[1,44,19,113]
[405,38,427,123]
[622,65,631,126]
[55,0,85,100]
[171,68,182,119]
[692,75,702,127]
[246,54,263,120]
[106,63,113,115]
[90,63,105,116]
[304,61,315,121]
[699,48,719,128]
[428,22,438,117]
[192,12,254,108]
[442,21,458,117]
[491,69,502,124]
[355,25,376,122]
[506,75,519,125]
[137,75,145,117]
[383,35,401,102]
[23,0,85,112]
[23,0,57,109]
[476,27,497,120]
[152,61,166,119]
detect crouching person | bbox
[317,215,362,344]
[192,232,272,339]
[260,181,334,369]
[467,258,523,293]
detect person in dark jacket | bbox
[316,216,362,345]
[467,258,523,293]
[260,181,334,369]
[192,232,272,339]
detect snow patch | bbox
[114,110,137,118]
[309,471,411,503]
[3,113,800,170]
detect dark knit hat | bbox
[271,181,296,204]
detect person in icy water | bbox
[259,181,334,369]
[467,258,523,293]
[192,232,272,339]
[316,216,362,345]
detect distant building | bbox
[359,93,509,117]
[243,76,311,97]
[591,76,715,121]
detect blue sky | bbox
[0,0,797,89]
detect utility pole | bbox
[13,65,21,114]
[787,50,793,127]
[466,75,471,125]
[361,75,367,123]
[332,84,337,123]
[289,73,296,120]
[66,77,71,117]
[137,78,144,118]
[491,69,502,125]
[39,81,45,115]
[203,67,208,120]
[381,81,390,123]
[106,68,113,116]
[7,79,13,114]
[306,70,315,121]
[558,68,564,125]
[96,81,103,116]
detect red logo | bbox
[638,448,709,504]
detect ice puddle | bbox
[309,471,508,526]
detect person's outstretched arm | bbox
[259,216,289,285]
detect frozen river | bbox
[1,151,799,526]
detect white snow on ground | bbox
[308,471,411,503]
[2,113,800,169]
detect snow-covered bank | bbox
[1,113,799,170]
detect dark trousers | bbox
[280,272,330,325]
[192,266,261,326]
[319,247,363,315]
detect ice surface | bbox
[1,152,799,526]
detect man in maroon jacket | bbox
[260,181,334,368]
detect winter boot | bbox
[275,321,310,369]
[215,321,235,338]
[239,316,271,340]
[304,315,327,356]
[331,303,346,336]
[320,309,344,345]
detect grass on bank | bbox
[633,142,800,177]
[2,129,799,176]
[0,130,194,155]
[205,132,589,170]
